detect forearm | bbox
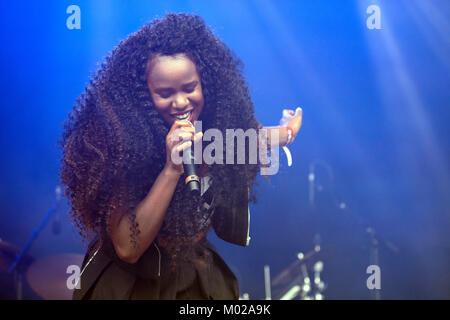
[110,165,181,263]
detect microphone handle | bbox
[183,147,200,195]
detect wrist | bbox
[285,126,294,145]
[162,164,183,180]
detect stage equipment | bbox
[26,253,84,300]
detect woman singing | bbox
[61,13,302,299]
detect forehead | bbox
[147,53,199,87]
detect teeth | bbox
[174,111,191,120]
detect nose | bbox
[171,93,189,110]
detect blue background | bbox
[0,0,449,299]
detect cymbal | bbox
[0,238,34,273]
[26,253,84,300]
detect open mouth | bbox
[172,110,193,121]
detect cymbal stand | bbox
[8,196,59,300]
[309,159,398,300]
[366,227,381,300]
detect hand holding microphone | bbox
[164,120,203,194]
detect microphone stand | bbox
[366,227,381,300]
[8,186,61,300]
[309,161,322,257]
[309,159,399,300]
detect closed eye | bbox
[183,86,195,94]
[183,81,198,93]
[155,89,173,99]
[154,81,198,98]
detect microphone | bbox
[52,185,62,234]
[182,121,200,196]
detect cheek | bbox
[152,97,170,114]
[154,104,171,119]
[192,89,204,107]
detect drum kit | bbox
[271,246,329,300]
[0,238,83,300]
[259,244,330,300]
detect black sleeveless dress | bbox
[72,176,251,300]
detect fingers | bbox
[175,140,192,152]
[283,108,302,120]
[176,132,202,150]
[170,120,195,133]
[168,127,202,157]
[168,120,196,144]
[280,107,302,127]
[282,109,293,118]
[177,131,194,141]
[294,107,302,130]
[169,132,203,165]
[166,120,202,172]
[293,107,303,136]
[283,108,301,117]
[171,128,202,143]
[193,131,203,142]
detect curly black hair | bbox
[60,13,261,263]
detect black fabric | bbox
[73,237,238,300]
[72,176,248,300]
[212,183,249,246]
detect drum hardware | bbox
[0,238,34,299]
[267,245,329,300]
[308,159,399,300]
[26,253,84,300]
[7,186,62,299]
